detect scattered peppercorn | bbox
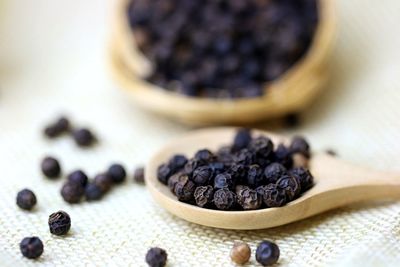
[326,149,337,156]
[43,116,70,138]
[20,237,43,259]
[85,182,104,201]
[72,128,96,147]
[133,166,145,183]
[67,170,88,187]
[16,189,37,210]
[157,129,315,210]
[48,210,71,236]
[61,182,84,204]
[41,156,61,179]
[108,163,126,184]
[255,240,280,266]
[230,242,251,265]
[145,247,167,267]
[94,173,113,193]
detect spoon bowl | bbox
[146,128,400,230]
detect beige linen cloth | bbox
[1,0,400,266]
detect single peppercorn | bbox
[249,136,273,158]
[67,170,88,187]
[255,240,280,266]
[214,173,234,190]
[44,125,60,138]
[264,163,287,184]
[85,183,103,201]
[194,185,214,208]
[94,173,113,193]
[174,175,196,202]
[48,210,71,236]
[247,164,264,188]
[290,167,314,192]
[61,182,84,204]
[133,166,145,183]
[276,175,301,200]
[157,163,171,185]
[167,172,184,193]
[213,188,236,210]
[55,116,70,133]
[108,163,126,184]
[290,136,310,158]
[194,149,215,163]
[237,186,262,210]
[273,144,293,169]
[184,158,202,176]
[258,184,287,207]
[41,156,61,179]
[234,149,254,166]
[72,128,96,147]
[16,189,37,210]
[192,165,213,185]
[230,242,251,265]
[232,128,251,151]
[326,149,337,156]
[168,154,188,171]
[145,247,167,267]
[20,237,43,259]
[43,116,70,138]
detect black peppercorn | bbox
[258,184,287,207]
[276,175,301,200]
[133,166,145,183]
[249,136,273,158]
[290,167,314,192]
[264,163,287,184]
[85,183,103,201]
[234,149,254,166]
[194,185,214,208]
[214,173,234,190]
[157,163,172,185]
[16,189,37,210]
[255,240,280,266]
[43,116,70,138]
[61,182,84,204]
[67,170,88,187]
[48,210,71,236]
[44,125,60,138]
[72,128,96,147]
[168,154,188,171]
[273,144,293,169]
[167,172,184,193]
[20,237,43,259]
[213,188,236,210]
[184,158,202,176]
[247,164,264,188]
[145,247,167,267]
[290,136,310,158]
[237,186,262,210]
[108,163,126,184]
[216,146,234,164]
[209,162,225,175]
[94,173,113,193]
[41,156,61,179]
[192,165,213,185]
[194,149,214,163]
[232,128,251,151]
[174,175,196,202]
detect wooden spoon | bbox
[146,128,400,230]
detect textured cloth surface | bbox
[1,0,400,266]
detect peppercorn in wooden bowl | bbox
[110,0,336,125]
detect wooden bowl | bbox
[109,0,336,125]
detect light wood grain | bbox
[110,0,336,125]
[145,128,400,230]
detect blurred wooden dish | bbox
[146,128,400,230]
[110,0,336,125]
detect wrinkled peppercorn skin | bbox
[192,165,213,185]
[237,186,262,210]
[174,175,196,202]
[48,211,71,236]
[194,185,214,208]
[259,184,287,207]
[290,167,314,192]
[213,188,236,210]
[276,175,301,200]
[264,163,287,184]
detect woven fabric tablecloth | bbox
[1,0,400,266]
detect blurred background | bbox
[1,0,400,266]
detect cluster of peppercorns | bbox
[44,115,97,147]
[157,129,314,210]
[127,0,318,98]
[18,210,72,259]
[230,240,280,266]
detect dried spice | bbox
[230,242,251,265]
[20,237,43,259]
[127,0,318,98]
[67,170,88,187]
[157,129,315,210]
[41,156,61,179]
[48,210,71,236]
[16,189,37,210]
[194,185,214,208]
[133,166,145,183]
[276,175,301,200]
[72,128,96,147]
[85,183,103,201]
[213,188,236,210]
[94,173,113,193]
[232,128,251,151]
[145,247,167,267]
[290,136,310,158]
[108,163,127,184]
[61,182,84,204]
[256,240,280,266]
[43,116,70,138]
[237,186,262,210]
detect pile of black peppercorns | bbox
[127,0,318,98]
[157,129,314,210]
